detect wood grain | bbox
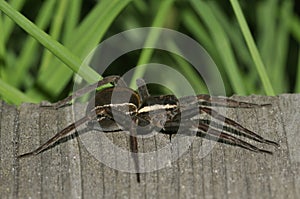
[0,94,299,199]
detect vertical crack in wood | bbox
[13,104,20,198]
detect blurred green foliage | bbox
[0,0,300,105]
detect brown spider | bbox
[17,76,279,183]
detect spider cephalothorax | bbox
[18,75,279,182]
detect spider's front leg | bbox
[41,75,126,109]
[18,76,127,157]
[17,103,134,159]
[17,113,96,158]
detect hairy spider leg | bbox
[163,120,273,154]
[196,122,274,154]
[102,107,141,183]
[129,124,140,183]
[41,75,126,109]
[17,102,133,159]
[180,95,271,108]
[175,104,279,147]
[17,115,93,158]
[199,107,279,147]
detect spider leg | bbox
[199,107,279,147]
[180,94,271,108]
[101,107,141,183]
[172,105,279,147]
[196,122,273,154]
[41,75,126,109]
[17,115,92,158]
[136,78,150,102]
[129,123,140,183]
[162,120,273,154]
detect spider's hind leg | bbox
[196,122,274,154]
[200,107,279,147]
[181,94,271,108]
[163,120,273,154]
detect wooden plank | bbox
[0,94,299,199]
[0,102,18,199]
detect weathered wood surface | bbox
[0,94,299,199]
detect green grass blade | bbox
[65,0,112,52]
[2,0,25,41]
[39,0,69,75]
[62,0,81,43]
[0,78,35,105]
[0,14,5,80]
[5,0,56,87]
[207,1,253,70]
[132,0,147,13]
[130,0,175,88]
[34,0,132,98]
[191,0,247,95]
[1,0,25,81]
[182,10,231,93]
[295,46,300,93]
[270,0,292,93]
[167,41,208,94]
[289,14,300,43]
[230,0,275,95]
[182,10,219,63]
[206,2,257,93]
[255,0,290,94]
[0,0,100,83]
[257,0,278,72]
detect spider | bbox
[17,75,279,183]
